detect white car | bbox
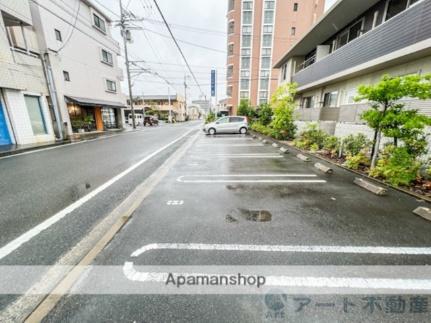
[204,116,248,135]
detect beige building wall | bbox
[226,0,324,115]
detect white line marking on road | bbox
[196,154,283,159]
[0,129,197,260]
[167,200,184,206]
[129,243,431,258]
[177,174,318,177]
[123,264,431,291]
[176,174,324,183]
[196,144,264,147]
[178,180,327,183]
[124,243,431,290]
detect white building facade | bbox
[0,0,56,147]
[30,0,125,137]
[275,0,431,139]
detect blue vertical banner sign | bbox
[211,69,216,97]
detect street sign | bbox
[211,70,216,97]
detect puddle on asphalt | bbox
[226,209,272,223]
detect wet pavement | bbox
[37,132,431,322]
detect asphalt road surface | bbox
[1,126,431,322]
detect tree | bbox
[269,83,298,140]
[357,74,431,167]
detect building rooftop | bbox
[274,0,381,68]
[133,95,179,101]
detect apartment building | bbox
[0,0,56,147]
[126,95,187,123]
[275,0,431,138]
[226,0,325,115]
[30,0,125,136]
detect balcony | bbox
[292,0,431,88]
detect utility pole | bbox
[168,87,172,123]
[119,0,136,129]
[184,75,188,122]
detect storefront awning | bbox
[65,96,126,109]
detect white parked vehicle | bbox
[203,116,248,135]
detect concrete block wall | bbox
[3,89,55,145]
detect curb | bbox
[413,207,431,222]
[354,178,387,196]
[0,141,71,158]
[249,130,431,203]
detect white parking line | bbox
[130,243,431,258]
[176,174,325,183]
[0,129,196,260]
[196,144,264,147]
[123,243,431,291]
[123,264,431,291]
[195,154,283,159]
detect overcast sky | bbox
[100,0,338,102]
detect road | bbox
[1,125,431,322]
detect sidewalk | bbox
[0,129,126,158]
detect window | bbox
[293,3,299,11]
[385,0,408,21]
[302,96,314,109]
[348,20,363,42]
[217,117,229,124]
[263,25,273,33]
[228,0,235,11]
[262,34,272,47]
[323,91,339,108]
[264,11,274,24]
[240,91,249,99]
[260,91,268,99]
[241,57,250,69]
[25,95,47,135]
[93,13,106,33]
[63,71,70,81]
[228,21,235,34]
[260,78,269,90]
[241,48,251,56]
[291,27,296,36]
[243,11,252,24]
[242,35,251,47]
[55,29,62,42]
[242,26,252,34]
[335,30,349,50]
[240,70,250,78]
[243,1,253,10]
[260,70,270,78]
[264,1,275,9]
[241,79,250,90]
[261,48,271,56]
[230,117,245,123]
[261,57,271,69]
[228,43,234,56]
[227,65,233,78]
[101,49,113,65]
[106,79,117,92]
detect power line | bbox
[56,0,81,53]
[152,0,204,96]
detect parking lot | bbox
[41,132,431,322]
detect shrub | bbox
[257,103,273,126]
[238,99,257,121]
[270,83,297,140]
[294,123,328,150]
[205,112,216,124]
[342,133,371,156]
[251,122,272,136]
[370,145,420,186]
[343,151,370,170]
[323,136,341,157]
